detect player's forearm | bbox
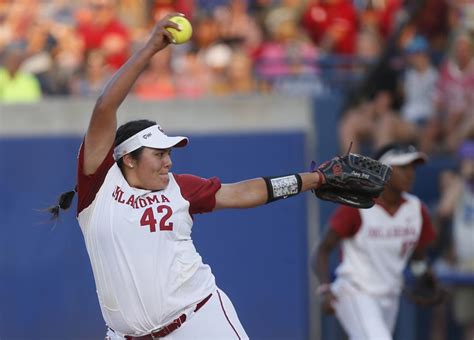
[313,230,340,284]
[83,46,162,174]
[410,247,430,266]
[215,179,268,209]
[314,247,332,285]
[215,172,325,209]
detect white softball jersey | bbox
[330,193,435,296]
[76,145,220,336]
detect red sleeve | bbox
[415,203,436,250]
[76,142,115,214]
[329,205,362,238]
[173,174,222,215]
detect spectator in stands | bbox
[76,0,130,70]
[355,27,382,63]
[254,4,319,94]
[217,50,256,95]
[301,0,358,55]
[0,43,42,103]
[339,89,417,154]
[50,23,85,95]
[421,32,474,154]
[0,1,39,49]
[21,21,58,95]
[434,134,474,340]
[70,49,111,97]
[174,49,212,99]
[353,27,383,77]
[193,15,234,94]
[400,35,438,127]
[357,0,406,39]
[412,0,449,54]
[213,0,263,55]
[134,46,176,100]
[454,1,474,34]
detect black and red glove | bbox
[311,153,392,209]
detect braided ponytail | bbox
[48,188,76,220]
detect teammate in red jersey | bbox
[312,143,437,340]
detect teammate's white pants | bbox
[106,288,249,340]
[331,278,400,340]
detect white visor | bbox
[114,125,188,160]
[378,146,428,166]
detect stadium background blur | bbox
[1,0,473,339]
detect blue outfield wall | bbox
[0,132,310,340]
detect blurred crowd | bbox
[1,0,473,153]
[1,0,474,339]
[0,0,320,102]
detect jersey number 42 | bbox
[140,205,173,232]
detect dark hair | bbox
[115,119,156,145]
[47,188,76,220]
[48,119,157,220]
[115,119,156,169]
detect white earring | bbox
[129,164,134,168]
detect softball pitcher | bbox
[48,13,335,340]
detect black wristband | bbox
[263,174,302,203]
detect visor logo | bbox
[143,132,152,139]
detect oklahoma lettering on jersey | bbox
[330,193,435,295]
[111,185,171,209]
[76,144,220,336]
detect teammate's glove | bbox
[311,153,392,209]
[403,272,447,306]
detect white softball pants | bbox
[331,279,400,340]
[106,288,249,340]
